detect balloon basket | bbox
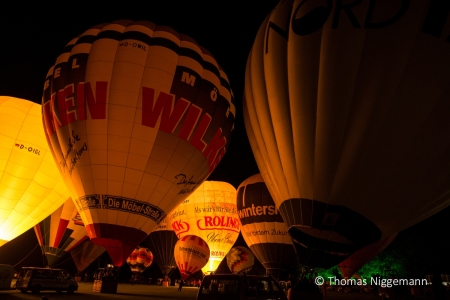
[92,279,118,293]
[162,281,169,287]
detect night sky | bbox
[0,0,449,277]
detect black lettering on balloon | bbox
[175,174,199,186]
[265,3,292,53]
[292,0,333,35]
[422,0,450,41]
[332,0,363,29]
[364,0,410,29]
[64,130,81,161]
[68,142,87,175]
[175,174,202,195]
[265,20,290,54]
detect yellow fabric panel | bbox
[0,97,69,245]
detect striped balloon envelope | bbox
[137,247,153,269]
[41,20,235,266]
[174,235,209,280]
[142,213,178,276]
[0,97,69,247]
[127,246,153,273]
[226,246,255,275]
[34,198,90,267]
[237,174,297,280]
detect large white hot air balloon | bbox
[42,20,235,266]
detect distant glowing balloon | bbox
[244,0,450,268]
[34,198,89,266]
[237,174,297,279]
[0,96,69,247]
[142,214,178,276]
[169,181,239,274]
[174,235,209,280]
[127,247,153,273]
[226,246,255,275]
[126,248,139,272]
[42,20,235,266]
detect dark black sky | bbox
[0,1,449,276]
[0,0,277,273]
[0,1,281,187]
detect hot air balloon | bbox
[244,0,450,268]
[237,174,297,279]
[34,198,90,266]
[174,235,210,280]
[0,96,69,247]
[142,213,178,276]
[137,247,153,269]
[226,246,255,275]
[70,239,105,272]
[127,247,153,273]
[339,234,397,279]
[42,20,235,266]
[169,181,239,274]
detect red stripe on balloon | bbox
[53,219,70,247]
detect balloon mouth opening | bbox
[289,226,356,256]
[291,225,353,245]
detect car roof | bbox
[21,267,64,271]
[203,274,274,280]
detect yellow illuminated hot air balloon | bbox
[237,174,297,280]
[244,0,450,268]
[169,181,239,274]
[226,246,255,275]
[42,20,235,266]
[34,198,90,267]
[174,235,209,280]
[0,96,69,247]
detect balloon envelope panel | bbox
[42,20,235,266]
[0,96,69,247]
[142,213,178,276]
[70,239,105,272]
[143,229,178,276]
[34,198,89,266]
[244,0,450,268]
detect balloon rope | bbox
[13,243,39,268]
